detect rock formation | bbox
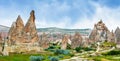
[89,20,115,43]
[115,27,120,44]
[71,32,83,49]
[61,35,71,49]
[0,33,3,45]
[39,33,49,48]
[23,10,39,43]
[0,33,3,52]
[8,22,17,45]
[8,10,39,45]
[8,15,24,44]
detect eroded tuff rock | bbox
[39,33,49,48]
[8,22,17,45]
[71,32,83,49]
[89,20,115,43]
[115,27,120,44]
[23,10,39,43]
[8,10,39,45]
[61,35,71,49]
[8,15,24,44]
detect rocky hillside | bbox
[37,27,91,36]
[0,25,9,32]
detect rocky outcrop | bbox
[8,22,17,45]
[0,33,3,45]
[61,35,71,49]
[71,32,83,49]
[8,15,24,44]
[39,33,49,48]
[8,10,39,45]
[115,27,120,44]
[23,10,39,43]
[89,20,115,43]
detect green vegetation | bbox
[30,56,44,61]
[0,43,74,61]
[102,49,120,56]
[101,41,116,47]
[88,55,120,61]
[88,49,120,61]
[75,46,95,53]
[0,51,72,61]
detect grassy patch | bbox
[0,52,72,61]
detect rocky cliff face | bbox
[8,10,39,45]
[71,32,83,49]
[89,20,115,43]
[115,27,120,44]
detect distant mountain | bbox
[0,25,10,32]
[0,25,91,36]
[37,27,91,36]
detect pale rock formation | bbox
[39,33,49,48]
[23,10,39,43]
[89,20,115,43]
[115,27,120,44]
[71,32,83,49]
[8,15,24,44]
[61,35,71,49]
[8,22,17,45]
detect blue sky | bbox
[0,0,120,30]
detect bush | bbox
[58,55,64,58]
[47,45,56,50]
[49,57,59,61]
[29,56,44,61]
[68,54,74,57]
[102,50,120,55]
[75,47,82,53]
[54,49,70,55]
[83,47,94,51]
[102,41,116,47]
[62,50,70,55]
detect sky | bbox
[0,0,120,31]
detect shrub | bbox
[29,56,44,61]
[58,55,64,58]
[48,45,55,49]
[68,54,74,57]
[67,44,71,49]
[75,47,82,53]
[83,47,94,51]
[49,57,59,61]
[102,41,116,47]
[54,49,70,55]
[102,50,120,55]
[62,50,70,55]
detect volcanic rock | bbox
[23,10,39,43]
[39,33,49,48]
[89,20,115,43]
[71,32,83,49]
[115,27,120,44]
[8,15,24,44]
[8,22,17,45]
[61,35,71,49]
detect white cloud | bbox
[72,1,120,31]
[36,16,71,28]
[0,0,120,31]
